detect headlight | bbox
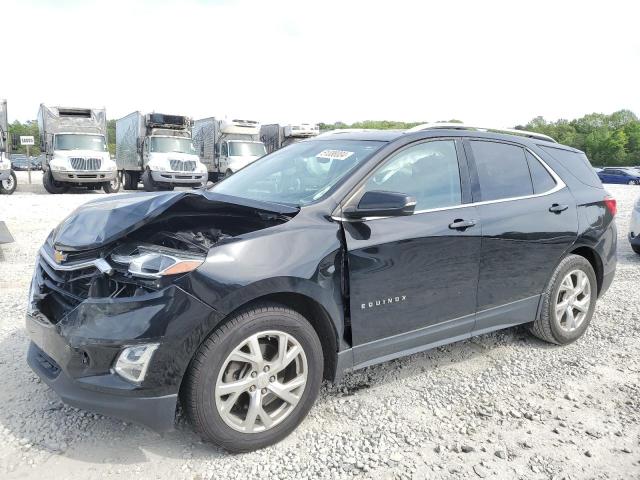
[114,343,159,383]
[112,246,204,278]
[49,159,68,171]
[197,163,207,173]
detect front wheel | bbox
[628,180,638,185]
[141,169,157,192]
[183,303,323,452]
[0,170,17,194]
[103,175,120,194]
[42,169,68,194]
[529,254,597,345]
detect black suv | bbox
[26,125,617,452]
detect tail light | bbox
[604,196,617,217]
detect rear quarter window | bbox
[538,146,602,188]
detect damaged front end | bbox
[26,190,297,431]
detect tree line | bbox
[8,111,640,166]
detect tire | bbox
[628,180,637,185]
[102,175,120,194]
[0,170,17,194]
[42,169,68,194]
[529,254,597,345]
[141,169,157,192]
[183,303,323,452]
[224,169,233,179]
[123,171,138,190]
[632,245,640,255]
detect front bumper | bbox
[0,168,11,181]
[150,171,207,185]
[27,342,177,432]
[51,170,117,183]
[26,277,221,432]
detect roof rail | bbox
[406,123,557,143]
[316,128,375,137]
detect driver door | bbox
[341,139,481,367]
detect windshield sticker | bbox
[316,149,354,161]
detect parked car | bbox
[597,167,640,185]
[11,154,39,171]
[26,125,616,452]
[629,195,640,254]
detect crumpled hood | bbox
[52,190,298,251]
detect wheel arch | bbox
[568,245,604,296]
[222,292,340,382]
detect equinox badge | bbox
[361,295,407,310]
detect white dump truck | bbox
[116,112,207,191]
[192,118,266,181]
[38,104,118,194]
[260,123,319,154]
[0,99,16,195]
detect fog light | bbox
[114,343,159,383]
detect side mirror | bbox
[343,190,416,219]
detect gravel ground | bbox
[1,171,639,479]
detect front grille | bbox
[69,157,102,171]
[35,256,100,323]
[170,159,196,172]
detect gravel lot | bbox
[1,171,639,479]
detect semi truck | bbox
[260,123,320,154]
[116,112,207,191]
[38,104,117,194]
[192,118,266,181]
[0,99,16,195]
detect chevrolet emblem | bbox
[54,250,67,264]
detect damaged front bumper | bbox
[26,254,221,432]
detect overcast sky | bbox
[3,0,639,126]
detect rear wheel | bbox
[183,303,323,452]
[103,175,120,194]
[42,169,68,194]
[123,171,139,190]
[0,170,17,194]
[529,254,597,345]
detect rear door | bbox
[341,139,481,366]
[464,139,578,334]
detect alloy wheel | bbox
[215,330,308,433]
[554,269,591,332]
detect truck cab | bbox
[39,105,118,194]
[216,139,266,178]
[0,99,16,195]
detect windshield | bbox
[150,136,195,154]
[54,134,106,151]
[228,141,267,157]
[211,139,385,206]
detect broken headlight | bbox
[111,244,204,279]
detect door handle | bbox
[449,219,476,230]
[549,203,568,213]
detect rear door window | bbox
[469,141,533,201]
[525,151,556,194]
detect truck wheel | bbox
[224,169,233,179]
[141,169,157,192]
[42,170,68,194]
[529,254,597,345]
[103,175,120,194]
[123,171,138,190]
[0,170,17,195]
[183,303,323,452]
